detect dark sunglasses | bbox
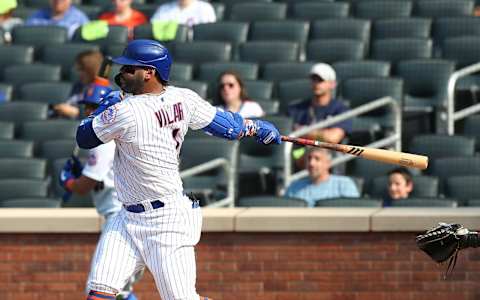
[220,82,235,89]
[121,65,150,74]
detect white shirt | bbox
[220,100,264,119]
[82,141,122,217]
[92,86,216,204]
[151,0,216,27]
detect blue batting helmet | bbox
[112,39,172,82]
[79,83,113,105]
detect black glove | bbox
[416,223,479,278]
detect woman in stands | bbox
[99,0,147,40]
[216,70,265,118]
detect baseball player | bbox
[76,39,281,300]
[59,82,140,300]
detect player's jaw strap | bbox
[202,108,257,140]
[87,290,116,300]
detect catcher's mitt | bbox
[416,223,478,278]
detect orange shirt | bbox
[99,9,147,38]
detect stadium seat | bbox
[373,18,432,40]
[4,64,62,90]
[171,80,208,99]
[104,44,126,57]
[432,17,480,48]
[347,158,414,184]
[354,1,413,20]
[445,175,480,203]
[0,140,34,158]
[20,120,78,143]
[133,24,189,42]
[256,99,279,115]
[291,2,350,21]
[276,79,312,112]
[0,197,61,208]
[11,25,68,54]
[173,42,232,65]
[0,158,46,179]
[306,39,365,64]
[369,175,439,198]
[462,115,480,151]
[442,37,480,69]
[193,22,249,46]
[11,7,36,20]
[431,157,480,182]
[250,21,310,45]
[414,0,474,17]
[230,3,287,22]
[238,196,308,207]
[238,41,299,64]
[310,19,371,44]
[0,45,34,73]
[212,2,225,21]
[218,0,271,20]
[169,63,193,81]
[0,179,49,201]
[0,121,14,139]
[262,62,314,82]
[42,43,101,79]
[333,60,391,84]
[391,198,457,207]
[19,82,72,104]
[197,62,259,82]
[0,84,13,102]
[0,102,48,127]
[38,139,76,168]
[314,197,382,207]
[72,25,128,45]
[243,80,274,100]
[409,135,475,160]
[466,199,480,207]
[371,38,432,67]
[396,59,454,111]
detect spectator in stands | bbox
[53,50,104,119]
[216,70,264,118]
[151,0,216,27]
[0,0,23,43]
[287,63,352,169]
[284,147,359,207]
[383,167,414,207]
[99,0,147,40]
[25,0,89,39]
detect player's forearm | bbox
[69,176,98,195]
[77,117,104,149]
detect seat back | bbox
[262,62,314,82]
[20,120,78,143]
[42,43,100,79]
[250,21,310,44]
[371,38,432,66]
[4,64,61,90]
[311,19,371,43]
[169,63,193,81]
[409,134,475,160]
[333,60,391,84]
[173,42,232,65]
[391,198,457,207]
[0,140,34,158]
[307,39,365,63]
[0,121,14,139]
[0,198,61,208]
[193,22,249,45]
[230,3,287,22]
[239,41,299,64]
[238,196,308,207]
[0,179,49,201]
[315,197,382,207]
[369,175,439,198]
[442,37,480,69]
[354,1,413,20]
[414,0,474,17]
[19,82,73,104]
[0,102,48,127]
[291,2,350,21]
[373,17,432,39]
[197,62,259,82]
[0,45,34,72]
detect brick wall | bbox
[0,232,479,300]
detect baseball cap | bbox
[0,0,17,14]
[309,63,336,81]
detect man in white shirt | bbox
[151,0,216,27]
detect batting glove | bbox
[244,120,282,145]
[59,159,77,193]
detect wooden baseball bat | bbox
[281,136,428,170]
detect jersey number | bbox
[172,128,181,151]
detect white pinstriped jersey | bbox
[91,86,216,205]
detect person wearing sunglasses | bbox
[216,70,264,118]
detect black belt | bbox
[124,200,164,213]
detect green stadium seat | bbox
[347,158,417,184]
[169,63,193,81]
[311,19,371,44]
[19,82,72,104]
[0,140,34,158]
[12,25,68,57]
[72,25,128,45]
[291,2,350,21]
[462,115,480,151]
[20,120,78,143]
[0,158,46,179]
[250,21,310,45]
[371,38,432,67]
[171,80,208,99]
[414,0,474,18]
[373,18,432,40]
[104,44,126,57]
[369,176,439,198]
[354,1,413,20]
[230,3,287,22]
[0,179,49,201]
[193,22,249,45]
[0,84,13,102]
[442,37,480,69]
[0,121,14,139]
[133,23,189,42]
[306,39,365,64]
[256,99,279,115]
[0,45,34,73]
[431,157,480,182]
[432,17,480,47]
[238,196,308,207]
[243,80,274,100]
[262,62,314,82]
[38,139,76,168]
[173,42,232,65]
[333,60,391,84]
[409,135,475,160]
[42,43,100,79]
[0,102,48,127]
[315,197,382,207]
[11,7,37,20]
[466,199,480,207]
[4,64,62,90]
[277,79,311,112]
[197,62,259,82]
[0,197,61,208]
[391,198,457,207]
[239,41,299,64]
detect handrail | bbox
[283,97,401,189]
[447,62,480,135]
[180,142,239,208]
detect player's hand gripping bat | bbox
[281,136,428,170]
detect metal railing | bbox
[447,62,480,135]
[180,142,239,208]
[282,97,401,189]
